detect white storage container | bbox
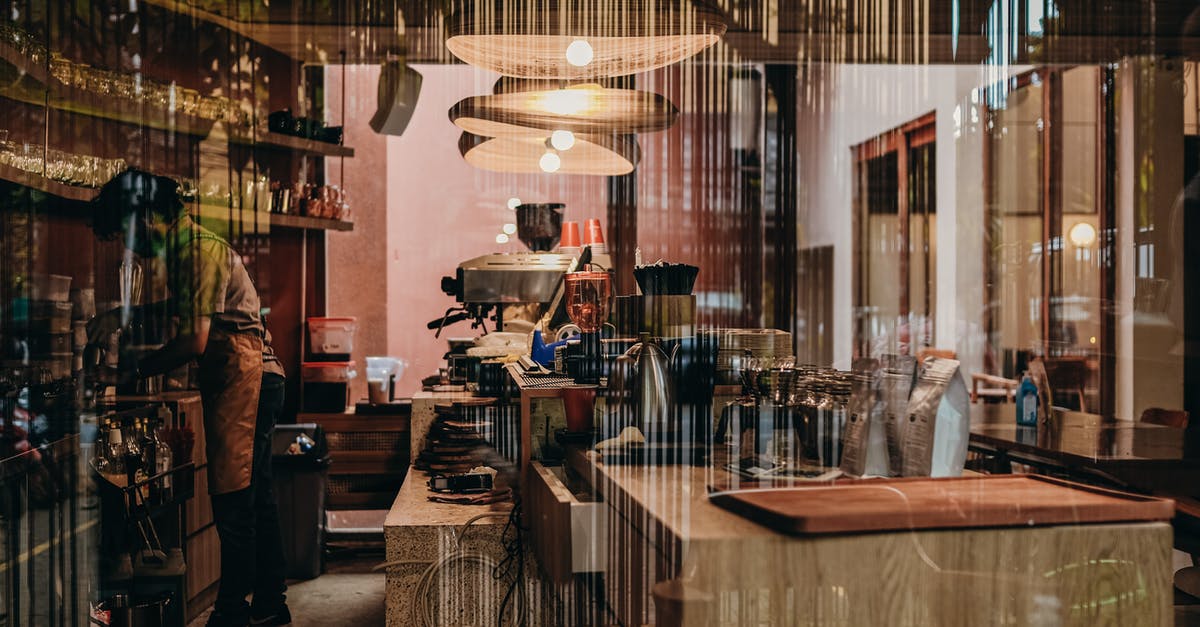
[307,317,357,357]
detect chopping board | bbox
[708,474,1174,535]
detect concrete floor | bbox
[187,561,386,627]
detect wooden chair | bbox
[916,347,957,362]
[970,373,1019,403]
[1041,356,1090,412]
[1140,407,1190,429]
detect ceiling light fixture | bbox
[449,84,678,138]
[550,130,576,151]
[539,151,562,173]
[502,223,517,235]
[460,132,640,176]
[446,2,727,79]
[1069,222,1097,248]
[565,39,594,67]
[496,233,510,244]
[507,197,522,210]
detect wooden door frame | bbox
[851,111,936,357]
[981,67,1112,415]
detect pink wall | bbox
[371,65,609,395]
[326,65,389,402]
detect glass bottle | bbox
[149,427,172,501]
[798,377,821,465]
[154,405,174,500]
[104,420,127,483]
[94,419,113,475]
[815,379,838,467]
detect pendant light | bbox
[449,83,679,138]
[459,131,640,176]
[446,1,727,79]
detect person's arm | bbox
[135,316,210,377]
[86,300,174,346]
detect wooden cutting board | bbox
[708,474,1175,535]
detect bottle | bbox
[104,420,127,483]
[153,427,173,500]
[1016,372,1039,427]
[154,405,174,500]
[94,419,113,475]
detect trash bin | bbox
[271,423,330,580]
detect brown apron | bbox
[197,327,264,495]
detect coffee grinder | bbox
[563,267,611,384]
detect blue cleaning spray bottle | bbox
[1016,371,1039,426]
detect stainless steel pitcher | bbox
[608,334,677,442]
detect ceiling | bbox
[141,0,1200,65]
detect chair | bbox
[970,373,1018,403]
[1041,357,1090,412]
[916,347,957,362]
[1140,407,1190,429]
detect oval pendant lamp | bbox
[459,131,640,176]
[449,83,679,138]
[446,1,727,79]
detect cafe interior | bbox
[2,0,1200,625]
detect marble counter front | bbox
[383,466,512,626]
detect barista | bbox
[88,169,291,627]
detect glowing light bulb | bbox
[565,39,594,67]
[507,197,521,210]
[550,130,576,151]
[541,89,591,115]
[502,223,517,235]
[539,151,562,173]
[496,233,509,244]
[1068,222,1097,248]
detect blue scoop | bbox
[531,330,577,367]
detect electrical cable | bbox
[493,494,527,627]
[374,510,524,627]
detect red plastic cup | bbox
[584,218,605,246]
[560,221,581,249]
[562,387,597,432]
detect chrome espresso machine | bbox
[430,203,611,385]
[432,203,611,336]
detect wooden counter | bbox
[568,450,1172,626]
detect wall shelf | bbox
[0,32,226,138]
[0,162,97,203]
[269,213,354,232]
[191,203,353,232]
[230,129,355,157]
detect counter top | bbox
[567,450,1172,626]
[384,467,511,531]
[569,450,775,544]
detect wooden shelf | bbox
[231,129,354,157]
[0,162,97,202]
[191,204,352,232]
[268,212,354,232]
[0,34,220,138]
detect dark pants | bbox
[211,372,288,621]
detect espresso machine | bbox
[433,203,612,336]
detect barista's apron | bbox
[197,326,263,494]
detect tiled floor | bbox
[187,558,386,627]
